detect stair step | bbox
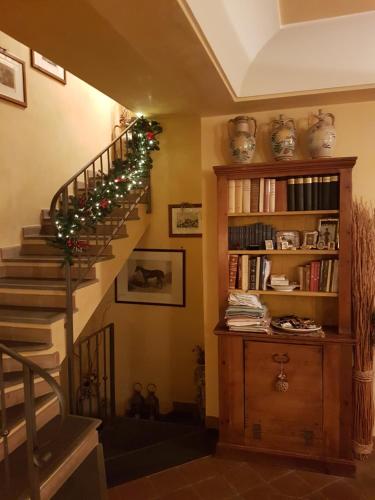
[0,393,59,460]
[0,324,51,344]
[1,245,114,263]
[0,414,100,499]
[2,369,60,409]
[2,263,96,280]
[0,277,95,291]
[0,307,64,325]
[33,223,129,238]
[20,242,113,257]
[0,290,70,310]
[0,340,52,352]
[2,350,59,373]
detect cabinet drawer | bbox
[244,342,323,455]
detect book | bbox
[262,258,272,290]
[255,257,261,290]
[237,255,242,290]
[312,176,319,210]
[235,179,243,213]
[263,179,271,213]
[331,259,339,292]
[303,177,312,211]
[242,179,251,213]
[298,266,305,291]
[241,255,249,291]
[287,178,295,211]
[322,176,331,210]
[305,264,311,290]
[228,255,239,289]
[325,260,333,292]
[295,177,304,211]
[330,175,339,209]
[250,179,260,213]
[259,178,265,212]
[269,179,276,213]
[318,176,323,209]
[228,180,235,214]
[275,179,287,211]
[249,258,257,290]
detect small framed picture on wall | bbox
[168,203,202,237]
[30,50,66,84]
[0,49,27,107]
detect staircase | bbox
[0,117,160,498]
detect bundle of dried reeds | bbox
[352,199,375,460]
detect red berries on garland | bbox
[146,132,155,141]
[99,198,110,209]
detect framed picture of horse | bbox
[115,249,186,307]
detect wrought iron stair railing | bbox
[0,343,67,500]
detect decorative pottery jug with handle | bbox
[271,114,297,161]
[308,109,336,158]
[228,115,257,163]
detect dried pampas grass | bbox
[352,199,375,460]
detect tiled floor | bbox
[108,453,375,499]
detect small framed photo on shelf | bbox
[276,231,300,250]
[301,230,318,249]
[0,49,27,107]
[30,50,66,84]
[265,240,274,250]
[318,218,339,249]
[168,203,202,237]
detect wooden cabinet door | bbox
[244,342,323,455]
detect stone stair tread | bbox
[0,277,97,291]
[2,368,59,388]
[0,339,52,352]
[1,253,114,263]
[0,414,100,499]
[0,308,64,325]
[0,393,56,432]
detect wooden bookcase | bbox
[214,157,357,476]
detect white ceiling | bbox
[185,0,375,98]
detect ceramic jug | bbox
[308,109,336,158]
[271,114,296,161]
[228,115,257,163]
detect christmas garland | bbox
[53,117,162,262]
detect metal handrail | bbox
[49,118,138,224]
[0,343,67,500]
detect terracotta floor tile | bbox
[319,479,364,500]
[194,475,237,500]
[159,485,201,500]
[247,461,293,482]
[242,482,293,500]
[210,457,248,475]
[178,456,218,483]
[296,470,339,490]
[270,471,313,497]
[108,477,157,500]
[149,468,189,497]
[303,492,328,500]
[223,463,263,494]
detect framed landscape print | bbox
[168,204,202,237]
[30,50,66,84]
[0,50,27,107]
[116,249,186,307]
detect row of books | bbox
[228,175,339,214]
[228,223,276,250]
[229,254,271,291]
[299,259,339,293]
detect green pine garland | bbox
[53,117,162,263]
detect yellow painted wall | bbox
[202,101,375,418]
[82,115,204,414]
[0,31,118,247]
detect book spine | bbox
[275,179,287,212]
[319,260,325,292]
[298,265,305,291]
[331,259,339,292]
[312,176,319,210]
[295,177,304,211]
[330,175,339,209]
[318,176,323,210]
[264,179,271,213]
[235,179,243,213]
[228,254,239,289]
[228,179,235,214]
[322,176,331,210]
[305,264,311,290]
[304,177,312,211]
[287,178,295,211]
[241,255,249,291]
[269,179,276,213]
[249,258,257,290]
[242,179,251,213]
[310,261,316,291]
[259,178,265,212]
[251,178,260,213]
[237,255,242,289]
[325,260,333,292]
[255,257,261,290]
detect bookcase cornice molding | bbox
[214,156,357,178]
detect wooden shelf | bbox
[229,289,338,298]
[228,250,339,256]
[228,210,339,217]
